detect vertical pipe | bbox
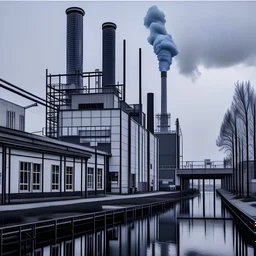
[176,118,180,169]
[203,178,205,217]
[139,48,142,106]
[213,179,216,217]
[160,71,167,132]
[123,39,126,101]
[45,69,48,137]
[147,93,154,134]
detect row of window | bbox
[6,111,25,131]
[19,162,103,192]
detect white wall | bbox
[71,93,116,110]
[2,147,104,195]
[0,99,25,130]
[121,112,129,194]
[58,107,159,194]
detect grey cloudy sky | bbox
[1,1,256,162]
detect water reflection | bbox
[4,192,256,256]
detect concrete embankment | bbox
[217,189,256,238]
[0,189,198,226]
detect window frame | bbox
[6,110,15,129]
[51,165,60,191]
[87,167,94,189]
[19,162,42,192]
[19,161,31,192]
[19,114,25,131]
[97,168,102,189]
[32,163,41,191]
[65,166,73,191]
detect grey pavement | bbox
[218,189,256,219]
[0,191,176,212]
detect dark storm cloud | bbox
[172,2,256,80]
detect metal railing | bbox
[0,190,198,255]
[0,199,172,253]
[180,161,232,169]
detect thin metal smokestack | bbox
[147,93,154,134]
[102,22,117,87]
[66,7,85,89]
[161,71,168,132]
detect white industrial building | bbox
[56,90,159,194]
[0,6,159,204]
[0,111,108,205]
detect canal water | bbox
[4,190,256,255]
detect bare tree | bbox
[231,104,240,196]
[250,89,256,180]
[233,81,254,197]
[216,109,236,192]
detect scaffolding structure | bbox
[155,113,171,133]
[45,70,124,138]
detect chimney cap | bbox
[66,7,85,16]
[102,22,117,30]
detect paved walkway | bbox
[0,191,177,212]
[218,189,256,219]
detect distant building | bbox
[0,98,25,131]
[155,116,181,190]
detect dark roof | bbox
[0,127,109,158]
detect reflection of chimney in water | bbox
[161,71,168,132]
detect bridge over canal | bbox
[176,161,233,190]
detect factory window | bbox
[52,165,60,190]
[20,162,31,191]
[6,111,15,129]
[79,126,111,143]
[87,168,94,189]
[34,249,43,256]
[79,103,104,110]
[108,172,118,183]
[33,163,41,190]
[65,166,73,190]
[51,244,60,256]
[97,168,102,189]
[97,233,103,255]
[86,235,93,255]
[19,115,25,131]
[107,227,118,240]
[64,241,73,256]
[79,128,111,137]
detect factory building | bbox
[153,73,182,191]
[0,6,160,204]
[0,124,108,205]
[45,7,159,194]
